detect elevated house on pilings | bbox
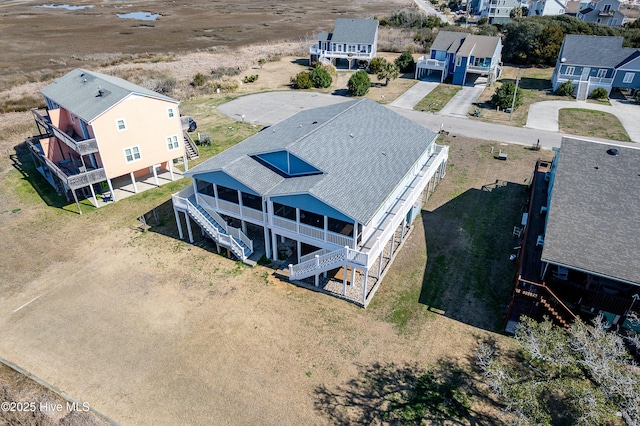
[27,68,199,214]
[172,99,449,307]
[507,137,640,333]
[309,18,379,70]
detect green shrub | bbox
[589,87,608,99]
[243,74,259,83]
[258,58,266,69]
[291,71,313,89]
[369,57,387,74]
[394,51,416,73]
[310,66,332,88]
[192,72,207,87]
[491,82,522,110]
[348,70,371,96]
[556,80,575,96]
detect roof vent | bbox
[349,133,354,138]
[97,89,105,96]
[606,148,619,156]
[312,121,318,124]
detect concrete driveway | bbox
[389,77,440,110]
[526,99,640,142]
[438,84,485,118]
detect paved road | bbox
[413,0,452,24]
[527,99,640,142]
[217,92,637,150]
[389,78,440,109]
[438,85,485,118]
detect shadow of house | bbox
[11,142,69,209]
[419,180,529,331]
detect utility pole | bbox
[509,68,521,121]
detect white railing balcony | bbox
[416,56,446,69]
[31,108,99,155]
[466,64,493,74]
[241,206,264,222]
[217,198,241,215]
[312,49,373,60]
[272,216,298,232]
[589,76,613,85]
[271,215,355,248]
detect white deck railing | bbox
[416,56,446,69]
[271,215,355,248]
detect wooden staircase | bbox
[514,284,575,328]
[183,131,199,160]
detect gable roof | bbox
[541,138,640,286]
[40,68,178,123]
[186,99,438,225]
[329,18,378,44]
[431,31,468,53]
[431,31,500,58]
[559,35,638,67]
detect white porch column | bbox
[264,227,271,259]
[183,154,189,172]
[212,184,219,209]
[168,160,174,181]
[237,190,243,218]
[130,172,138,193]
[152,165,159,186]
[377,242,383,278]
[324,216,328,240]
[352,221,358,248]
[107,179,117,202]
[342,263,348,296]
[271,231,278,261]
[362,269,368,304]
[185,213,194,243]
[296,208,300,233]
[390,232,396,257]
[314,255,320,287]
[297,240,302,264]
[174,208,183,239]
[350,266,356,286]
[401,217,407,242]
[88,184,97,207]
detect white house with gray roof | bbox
[171,99,448,306]
[551,35,640,100]
[576,0,626,26]
[309,18,379,69]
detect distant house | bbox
[507,137,640,332]
[471,0,526,23]
[576,0,626,25]
[28,68,197,213]
[171,99,449,306]
[415,31,502,85]
[551,35,640,100]
[528,0,568,15]
[309,18,379,69]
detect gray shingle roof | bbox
[186,99,438,225]
[329,18,378,45]
[40,68,178,123]
[541,137,640,286]
[431,31,468,53]
[457,34,500,58]
[559,35,639,68]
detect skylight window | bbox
[253,150,321,177]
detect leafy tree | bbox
[369,57,386,74]
[310,66,332,88]
[491,82,522,110]
[192,72,207,87]
[589,87,608,99]
[348,70,371,96]
[533,25,566,65]
[477,316,640,426]
[394,51,416,73]
[510,6,526,19]
[477,16,488,26]
[291,71,312,89]
[377,61,400,86]
[556,80,575,96]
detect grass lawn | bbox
[559,108,631,141]
[472,66,569,126]
[414,84,462,112]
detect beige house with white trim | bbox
[28,68,196,213]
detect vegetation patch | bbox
[559,108,631,141]
[414,84,461,112]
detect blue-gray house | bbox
[552,35,640,100]
[415,31,502,85]
[171,99,449,306]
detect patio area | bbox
[93,167,185,208]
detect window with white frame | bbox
[166,135,179,150]
[455,56,462,67]
[623,72,634,83]
[116,118,127,131]
[124,146,141,163]
[597,69,607,78]
[565,66,575,76]
[167,107,175,118]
